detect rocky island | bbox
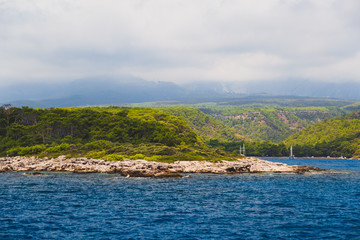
[0,156,322,178]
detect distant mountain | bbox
[192,80,360,100]
[1,77,360,108]
[1,77,191,108]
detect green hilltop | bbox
[2,97,360,160]
[199,105,344,142]
[0,106,239,162]
[284,111,360,158]
[160,106,239,142]
[133,97,359,143]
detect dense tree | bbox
[0,106,200,156]
[284,111,360,158]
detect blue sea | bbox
[1,158,360,240]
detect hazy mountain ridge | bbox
[2,77,190,108]
[218,80,360,100]
[2,77,360,108]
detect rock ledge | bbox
[0,156,322,178]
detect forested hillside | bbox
[0,106,200,147]
[2,102,359,159]
[0,106,242,161]
[198,106,344,142]
[133,98,357,142]
[160,107,239,142]
[284,111,360,158]
[136,100,360,158]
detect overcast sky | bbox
[1,0,360,86]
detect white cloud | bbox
[304,52,360,81]
[0,0,360,85]
[134,52,289,82]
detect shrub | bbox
[6,144,46,156]
[6,147,22,156]
[83,140,115,151]
[104,153,125,161]
[129,154,146,160]
[46,143,70,153]
[144,155,163,161]
[86,150,106,159]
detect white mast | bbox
[289,145,294,159]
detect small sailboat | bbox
[239,144,246,156]
[289,145,295,159]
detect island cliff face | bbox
[0,156,321,178]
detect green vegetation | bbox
[131,95,355,109]
[0,106,200,148]
[208,140,289,157]
[0,106,239,161]
[130,99,360,158]
[208,111,360,158]
[131,98,360,158]
[203,106,344,142]
[160,106,239,142]
[1,101,359,159]
[131,99,347,142]
[284,111,360,158]
[341,101,360,112]
[217,97,355,108]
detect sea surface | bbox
[1,158,360,240]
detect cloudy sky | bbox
[1,0,360,86]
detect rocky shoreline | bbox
[0,156,322,178]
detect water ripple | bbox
[1,159,360,239]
